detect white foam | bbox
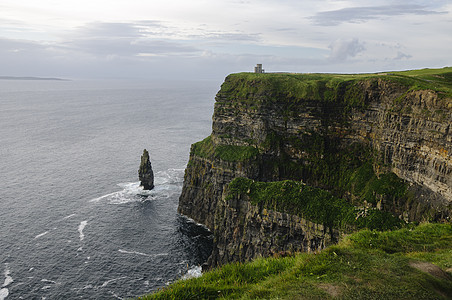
[181,266,202,280]
[101,277,127,287]
[109,291,124,300]
[2,265,13,288]
[0,288,9,300]
[90,191,118,202]
[154,169,185,185]
[89,184,147,204]
[78,221,88,241]
[89,168,185,204]
[41,279,56,284]
[118,249,168,258]
[34,231,49,239]
[63,214,76,220]
[180,215,211,232]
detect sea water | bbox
[0,79,217,299]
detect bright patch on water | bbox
[2,265,13,288]
[101,277,127,288]
[0,265,13,300]
[182,266,202,280]
[78,221,88,241]
[34,231,49,239]
[90,169,185,205]
[0,289,9,300]
[62,214,77,220]
[118,249,168,258]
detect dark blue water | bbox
[0,79,217,299]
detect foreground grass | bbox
[140,223,452,299]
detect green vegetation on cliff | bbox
[227,177,403,231]
[219,67,452,104]
[192,136,259,162]
[141,223,452,299]
[218,72,369,109]
[260,130,415,218]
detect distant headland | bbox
[0,76,69,81]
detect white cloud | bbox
[328,39,366,62]
[310,4,447,26]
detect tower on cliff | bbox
[254,64,264,73]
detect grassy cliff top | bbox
[219,67,452,103]
[141,223,452,299]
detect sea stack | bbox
[139,149,154,190]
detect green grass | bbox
[218,67,452,106]
[347,162,409,205]
[140,223,452,300]
[191,136,259,162]
[226,177,403,231]
[218,72,369,108]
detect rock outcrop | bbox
[178,69,452,267]
[208,190,341,267]
[139,149,154,190]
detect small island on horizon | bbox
[0,76,69,81]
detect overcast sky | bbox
[1,0,451,80]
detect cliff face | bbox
[178,69,452,266]
[209,191,341,267]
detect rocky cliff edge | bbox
[178,68,452,267]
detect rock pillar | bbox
[139,149,154,190]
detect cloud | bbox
[73,22,145,38]
[394,51,412,60]
[197,32,261,42]
[310,5,447,26]
[328,38,365,62]
[64,22,200,57]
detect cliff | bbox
[178,67,452,267]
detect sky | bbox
[1,0,451,80]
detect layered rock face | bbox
[208,191,341,267]
[351,81,451,205]
[178,72,452,266]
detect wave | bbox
[90,168,184,205]
[78,221,88,241]
[101,276,127,288]
[0,289,8,300]
[0,264,13,300]
[62,214,77,220]
[179,215,211,232]
[181,266,202,280]
[2,265,13,288]
[34,231,49,239]
[118,249,168,258]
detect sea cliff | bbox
[178,68,452,267]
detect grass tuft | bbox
[191,135,259,162]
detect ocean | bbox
[0,79,218,299]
